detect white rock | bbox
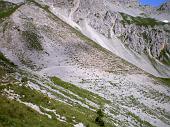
[163,20,169,23]
[74,123,85,127]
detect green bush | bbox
[97,109,104,117]
[95,116,105,126]
[21,77,28,83]
[95,109,105,126]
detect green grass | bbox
[0,54,112,126]
[46,83,96,110]
[0,52,11,63]
[0,52,15,66]
[120,12,166,27]
[0,81,114,127]
[161,78,170,85]
[51,77,108,106]
[0,62,111,127]
[0,52,16,82]
[156,78,170,87]
[0,1,21,20]
[0,95,69,127]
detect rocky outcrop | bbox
[158,1,170,12]
[113,13,170,65]
[69,0,170,65]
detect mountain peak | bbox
[158,1,170,11]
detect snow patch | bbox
[74,123,85,127]
[163,20,169,23]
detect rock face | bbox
[43,0,170,77]
[113,13,170,64]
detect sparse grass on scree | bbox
[51,77,107,106]
[0,54,112,126]
[0,81,113,127]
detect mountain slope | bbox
[0,0,170,127]
[0,56,111,127]
[36,0,170,78]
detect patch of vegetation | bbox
[95,109,105,126]
[158,48,170,66]
[127,112,155,127]
[0,81,114,127]
[21,77,28,83]
[46,82,96,110]
[0,1,21,20]
[156,78,170,87]
[0,53,16,82]
[51,77,107,106]
[22,30,43,51]
[120,12,166,27]
[0,95,68,127]
[0,52,15,66]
